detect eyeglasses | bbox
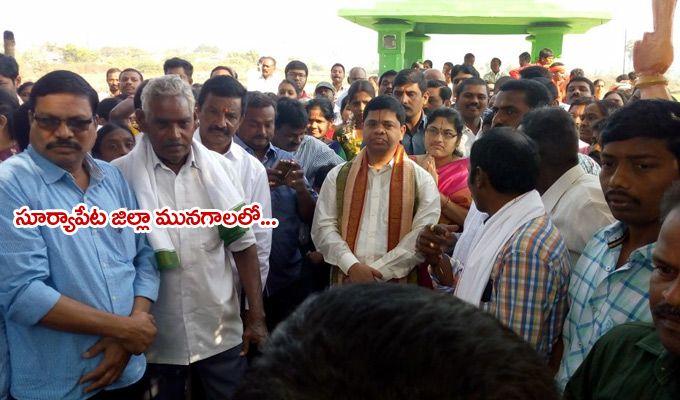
[425,126,458,139]
[32,114,94,133]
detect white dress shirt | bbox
[541,165,615,265]
[248,75,280,94]
[311,158,440,281]
[458,119,483,157]
[221,136,272,290]
[145,150,257,365]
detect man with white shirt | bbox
[114,76,267,399]
[194,75,272,292]
[454,78,488,156]
[249,56,279,94]
[522,107,614,265]
[312,95,440,285]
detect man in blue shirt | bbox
[235,92,317,330]
[0,70,159,400]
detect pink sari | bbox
[437,158,472,209]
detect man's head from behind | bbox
[492,79,551,128]
[196,75,247,154]
[137,75,197,169]
[163,57,194,84]
[0,54,20,96]
[599,100,680,227]
[469,127,540,213]
[347,67,367,85]
[651,182,680,356]
[28,70,99,172]
[519,51,532,67]
[234,284,558,400]
[273,97,307,153]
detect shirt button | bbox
[112,296,117,301]
[577,342,583,348]
[605,266,612,272]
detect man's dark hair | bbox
[660,181,680,221]
[426,79,446,89]
[306,98,334,122]
[331,63,345,73]
[603,89,631,104]
[12,103,30,151]
[464,52,475,60]
[491,57,502,66]
[470,127,540,194]
[0,54,19,80]
[530,77,558,102]
[106,67,120,76]
[592,99,622,118]
[394,69,427,93]
[519,66,551,80]
[439,86,453,102]
[455,77,488,98]
[569,96,595,111]
[539,48,554,60]
[426,107,465,137]
[313,163,336,189]
[443,61,454,69]
[210,65,238,79]
[498,79,551,109]
[423,60,433,68]
[119,68,144,81]
[567,77,595,96]
[285,60,308,76]
[245,91,277,114]
[601,100,680,161]
[0,88,20,140]
[92,122,133,159]
[28,70,99,115]
[133,79,151,110]
[234,284,558,400]
[628,71,638,81]
[616,74,630,82]
[570,68,585,79]
[197,75,247,112]
[378,70,397,86]
[275,97,307,130]
[163,57,194,78]
[519,52,532,63]
[521,107,578,168]
[363,95,406,125]
[347,80,375,102]
[95,97,123,120]
[17,81,34,95]
[451,64,480,79]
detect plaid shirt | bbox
[556,221,654,390]
[434,215,571,359]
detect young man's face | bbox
[568,104,587,132]
[600,137,679,225]
[331,66,345,86]
[165,67,192,85]
[237,106,275,153]
[491,90,529,128]
[650,208,680,356]
[106,72,119,94]
[567,81,592,104]
[286,69,307,92]
[0,73,19,95]
[119,71,142,97]
[455,84,488,123]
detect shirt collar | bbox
[234,135,277,162]
[194,127,241,160]
[27,145,104,185]
[635,327,680,385]
[541,165,586,212]
[407,112,427,135]
[151,145,199,172]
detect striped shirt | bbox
[556,221,654,390]
[294,135,344,183]
[577,153,601,176]
[435,215,571,359]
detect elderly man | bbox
[0,70,159,399]
[312,95,440,285]
[249,56,278,94]
[113,75,267,399]
[424,128,571,360]
[564,182,680,399]
[194,75,272,295]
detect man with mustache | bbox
[312,95,439,286]
[564,182,680,399]
[378,69,397,96]
[194,75,272,298]
[0,70,159,399]
[454,77,489,156]
[393,69,430,155]
[118,68,143,98]
[557,100,680,389]
[235,92,317,330]
[114,75,267,399]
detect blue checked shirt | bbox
[0,147,159,400]
[556,221,654,390]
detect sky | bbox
[2,0,678,77]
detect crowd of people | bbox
[0,2,679,398]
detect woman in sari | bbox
[333,80,375,160]
[411,107,471,227]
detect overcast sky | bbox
[2,0,678,76]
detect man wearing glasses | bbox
[0,70,159,400]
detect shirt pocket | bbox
[106,226,136,263]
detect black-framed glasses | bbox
[32,114,94,133]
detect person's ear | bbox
[422,89,430,102]
[14,75,21,88]
[399,123,407,139]
[0,115,7,133]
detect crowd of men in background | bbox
[0,5,679,397]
